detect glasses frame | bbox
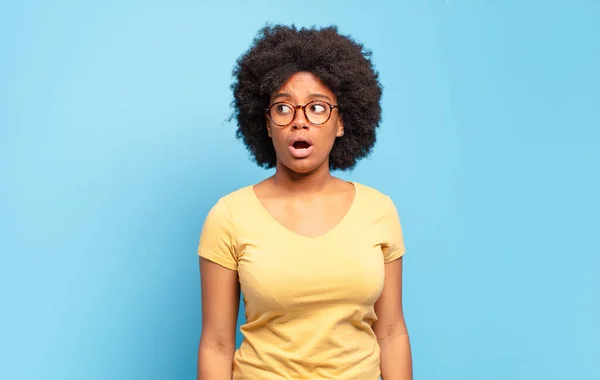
[265,100,339,127]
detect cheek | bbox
[270,133,288,151]
[321,127,340,147]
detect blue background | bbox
[2,1,599,379]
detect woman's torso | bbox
[220,182,397,380]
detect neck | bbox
[272,161,334,194]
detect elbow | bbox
[199,332,236,358]
[375,320,409,347]
[197,332,236,379]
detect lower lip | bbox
[289,145,313,158]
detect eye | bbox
[274,103,293,115]
[308,102,327,114]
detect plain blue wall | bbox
[2,1,599,379]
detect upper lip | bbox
[289,135,314,146]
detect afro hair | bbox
[230,24,383,171]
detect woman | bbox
[197,24,412,380]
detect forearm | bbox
[379,333,412,380]
[197,344,234,380]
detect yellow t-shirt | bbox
[198,182,406,380]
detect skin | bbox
[198,71,412,380]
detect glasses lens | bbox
[270,103,294,125]
[305,101,330,125]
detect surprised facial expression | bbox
[266,72,344,174]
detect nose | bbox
[291,105,309,130]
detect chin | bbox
[281,158,325,174]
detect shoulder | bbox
[353,182,396,209]
[211,185,255,211]
[353,182,406,259]
[200,185,255,237]
[203,185,258,230]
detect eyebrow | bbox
[271,92,333,102]
[309,93,332,101]
[271,92,292,102]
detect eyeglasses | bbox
[265,100,339,126]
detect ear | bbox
[336,116,344,137]
[266,120,272,137]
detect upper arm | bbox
[374,195,408,341]
[197,198,240,353]
[381,196,406,263]
[373,258,408,343]
[199,257,240,353]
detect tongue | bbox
[293,141,311,149]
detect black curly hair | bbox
[230,24,383,171]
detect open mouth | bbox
[289,137,314,158]
[292,140,312,150]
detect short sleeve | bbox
[381,196,406,263]
[197,198,238,270]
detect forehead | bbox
[271,72,336,101]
